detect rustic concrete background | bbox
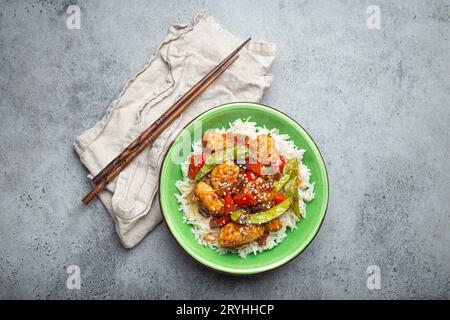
[0,0,449,299]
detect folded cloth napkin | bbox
[74,10,277,248]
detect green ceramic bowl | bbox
[159,102,328,275]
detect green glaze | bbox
[159,103,329,275]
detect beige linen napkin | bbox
[74,10,277,248]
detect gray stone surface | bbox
[0,0,449,299]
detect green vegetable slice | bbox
[194,145,249,181]
[283,158,299,176]
[284,176,297,196]
[284,175,301,218]
[229,210,247,222]
[273,158,299,192]
[230,197,293,224]
[277,158,302,217]
[273,174,290,192]
[291,196,301,218]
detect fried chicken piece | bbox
[203,131,250,152]
[195,181,223,216]
[210,161,240,196]
[202,131,227,152]
[265,218,283,232]
[255,190,276,204]
[248,135,279,165]
[218,222,265,248]
[244,177,276,204]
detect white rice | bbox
[175,119,315,258]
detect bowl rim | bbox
[158,102,329,275]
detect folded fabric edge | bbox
[98,190,163,249]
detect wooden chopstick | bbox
[82,55,238,205]
[90,37,251,186]
[82,39,249,205]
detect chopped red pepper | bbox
[214,215,230,228]
[273,192,288,205]
[188,152,207,180]
[245,171,256,182]
[224,192,235,214]
[247,157,285,176]
[233,193,256,207]
[246,161,263,176]
[278,156,285,173]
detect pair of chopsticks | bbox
[82,37,252,205]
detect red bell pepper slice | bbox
[278,156,285,173]
[233,193,256,207]
[246,161,263,176]
[224,193,235,214]
[245,171,256,182]
[214,215,231,228]
[247,156,285,176]
[273,192,287,205]
[188,152,207,180]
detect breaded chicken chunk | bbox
[203,131,250,152]
[247,134,279,165]
[210,161,240,196]
[218,222,265,248]
[244,177,276,204]
[265,218,283,232]
[195,181,223,216]
[202,131,227,152]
